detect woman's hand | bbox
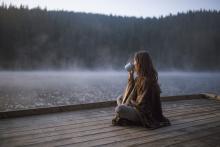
[129,99,137,107]
[128,69,134,81]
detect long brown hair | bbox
[134,50,161,94]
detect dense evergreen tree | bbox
[0,4,219,71]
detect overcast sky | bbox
[1,0,220,17]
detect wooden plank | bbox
[172,132,220,147]
[23,115,220,147]
[0,107,114,127]
[2,101,218,142]
[126,124,220,147]
[161,93,206,101]
[0,100,117,119]
[0,98,218,131]
[81,120,220,147]
[0,96,218,147]
[0,100,217,132]
[202,92,220,101]
[135,126,220,147]
[2,104,218,135]
[0,110,114,131]
[1,100,220,136]
[0,116,114,137]
[2,108,220,146]
[1,102,220,137]
[0,93,208,119]
[7,111,220,147]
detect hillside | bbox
[0,5,220,71]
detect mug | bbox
[124,62,134,72]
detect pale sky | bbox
[1,0,220,17]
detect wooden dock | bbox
[0,93,220,147]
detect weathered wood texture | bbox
[0,94,220,147]
[0,93,207,119]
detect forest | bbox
[0,4,220,71]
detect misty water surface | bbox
[0,71,220,111]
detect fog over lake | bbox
[0,71,219,111]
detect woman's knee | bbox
[115,105,140,122]
[116,94,123,105]
[115,104,127,114]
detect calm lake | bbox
[0,71,220,111]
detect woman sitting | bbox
[112,50,171,129]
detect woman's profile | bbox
[112,50,171,129]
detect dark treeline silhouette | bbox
[0,4,220,71]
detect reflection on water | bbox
[0,71,219,111]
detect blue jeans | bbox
[115,95,140,123]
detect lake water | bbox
[0,71,220,111]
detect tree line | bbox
[0,4,220,71]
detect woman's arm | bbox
[132,78,150,108]
[121,70,135,104]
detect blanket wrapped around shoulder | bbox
[121,77,171,129]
